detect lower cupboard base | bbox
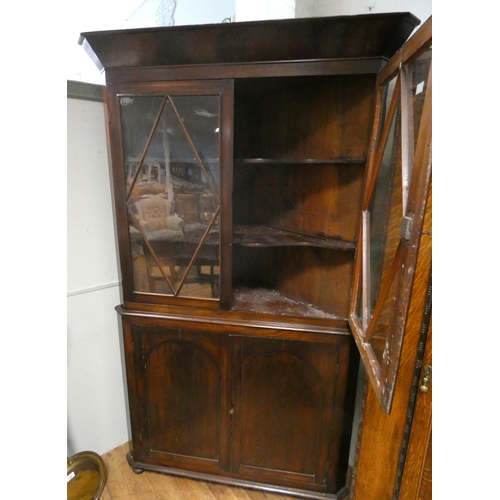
[126,452,350,500]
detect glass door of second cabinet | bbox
[109,81,233,306]
[348,18,432,413]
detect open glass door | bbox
[348,17,432,413]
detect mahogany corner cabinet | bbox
[81,13,432,499]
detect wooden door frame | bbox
[350,177,431,500]
[348,16,432,414]
[398,313,432,499]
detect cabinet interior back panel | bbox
[234,75,376,159]
[232,75,375,317]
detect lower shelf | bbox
[232,286,342,320]
[126,452,350,500]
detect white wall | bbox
[175,0,235,25]
[67,97,129,455]
[67,0,236,459]
[235,0,295,21]
[295,0,431,25]
[236,0,430,24]
[68,0,236,84]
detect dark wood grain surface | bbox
[81,13,419,69]
[84,13,430,499]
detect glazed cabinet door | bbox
[349,17,432,413]
[123,320,232,475]
[231,335,354,494]
[105,80,234,309]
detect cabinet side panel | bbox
[121,317,146,457]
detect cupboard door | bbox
[124,321,231,474]
[105,80,233,308]
[231,336,351,493]
[348,17,432,413]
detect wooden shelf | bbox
[233,225,356,250]
[232,286,341,319]
[234,158,366,166]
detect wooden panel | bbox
[351,180,432,500]
[277,247,355,318]
[127,323,231,474]
[234,75,375,162]
[418,435,432,500]
[104,59,387,84]
[81,13,419,70]
[231,245,355,318]
[240,163,365,241]
[399,316,432,500]
[232,336,344,491]
[145,339,219,458]
[117,303,352,338]
[232,75,375,317]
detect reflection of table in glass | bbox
[146,226,220,297]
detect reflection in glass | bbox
[381,76,397,133]
[361,49,431,373]
[369,245,404,368]
[401,48,432,212]
[368,108,402,316]
[120,94,221,299]
[409,48,432,154]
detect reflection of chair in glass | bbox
[131,194,219,296]
[134,195,184,241]
[133,195,185,292]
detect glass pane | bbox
[375,75,397,150]
[120,96,167,194]
[401,48,432,210]
[348,25,432,414]
[369,245,405,369]
[120,94,221,300]
[171,96,221,191]
[368,107,402,315]
[408,48,432,155]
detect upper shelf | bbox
[80,13,420,71]
[234,158,366,166]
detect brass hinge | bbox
[419,365,432,393]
